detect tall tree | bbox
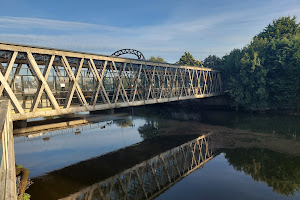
[225,45,267,110]
[203,55,222,70]
[178,52,203,67]
[264,35,300,108]
[255,16,300,41]
[221,16,300,111]
[148,56,166,63]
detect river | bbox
[13,103,300,200]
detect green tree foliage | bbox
[225,148,300,196]
[264,35,300,108]
[21,193,31,200]
[256,16,300,41]
[178,52,203,67]
[148,56,166,63]
[225,40,268,110]
[216,16,300,110]
[203,55,222,70]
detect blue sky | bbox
[1,0,300,63]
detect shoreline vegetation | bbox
[151,16,300,112]
[204,16,300,112]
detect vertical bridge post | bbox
[0,100,17,200]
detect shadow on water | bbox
[133,104,300,138]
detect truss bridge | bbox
[0,42,223,121]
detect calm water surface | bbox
[14,116,145,178]
[14,108,300,199]
[157,151,300,200]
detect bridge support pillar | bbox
[13,120,27,129]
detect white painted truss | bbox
[0,42,223,121]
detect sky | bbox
[1,0,300,63]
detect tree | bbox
[221,16,300,111]
[255,16,300,41]
[220,48,244,108]
[203,55,222,70]
[148,56,166,63]
[264,35,300,108]
[225,45,268,110]
[178,52,203,67]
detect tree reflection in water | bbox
[113,118,133,128]
[138,120,164,140]
[225,148,300,196]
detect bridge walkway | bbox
[0,42,223,121]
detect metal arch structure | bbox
[0,42,223,121]
[61,133,218,200]
[112,49,146,60]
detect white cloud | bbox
[0,2,299,63]
[0,16,120,32]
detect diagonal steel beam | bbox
[30,55,55,112]
[0,51,18,97]
[114,62,127,103]
[9,64,22,91]
[27,52,61,111]
[112,60,129,103]
[61,56,89,109]
[132,64,142,102]
[0,71,25,113]
[89,60,110,105]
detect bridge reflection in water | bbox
[61,133,217,200]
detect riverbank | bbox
[171,96,300,116]
[158,120,300,156]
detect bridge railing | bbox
[0,42,223,121]
[61,133,218,200]
[0,100,17,200]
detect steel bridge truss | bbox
[0,43,223,121]
[61,133,217,200]
[111,49,146,60]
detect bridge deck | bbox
[0,42,223,121]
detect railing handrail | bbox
[0,100,17,200]
[0,101,8,138]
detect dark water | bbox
[157,151,300,200]
[14,106,300,199]
[135,105,300,137]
